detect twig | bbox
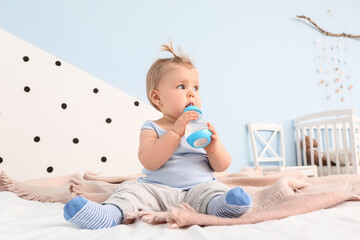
[297,15,360,38]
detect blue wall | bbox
[1,0,359,172]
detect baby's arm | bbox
[204,122,232,172]
[138,111,199,170]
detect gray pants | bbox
[104,180,229,215]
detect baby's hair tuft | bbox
[160,41,192,65]
[160,41,177,57]
[146,41,195,111]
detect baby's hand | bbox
[203,122,220,153]
[171,111,199,137]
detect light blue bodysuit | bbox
[138,120,214,190]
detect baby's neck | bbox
[154,116,176,130]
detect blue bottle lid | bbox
[184,106,202,114]
[186,129,212,148]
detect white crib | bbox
[294,109,360,176]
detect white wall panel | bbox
[0,28,161,180]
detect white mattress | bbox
[1,191,359,240]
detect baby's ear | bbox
[150,90,162,107]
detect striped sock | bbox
[63,196,122,230]
[207,187,252,218]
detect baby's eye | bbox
[194,86,199,91]
[177,84,185,90]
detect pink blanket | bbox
[1,167,360,228]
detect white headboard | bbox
[0,28,161,181]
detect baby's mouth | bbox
[185,103,194,108]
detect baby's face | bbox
[156,64,201,119]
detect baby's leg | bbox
[185,181,252,218]
[207,187,252,218]
[63,196,122,230]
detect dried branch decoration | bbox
[297,15,360,38]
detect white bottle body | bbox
[185,114,208,139]
[184,111,211,148]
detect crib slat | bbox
[295,127,302,167]
[309,127,315,166]
[317,125,323,177]
[350,116,359,173]
[333,123,340,175]
[342,121,350,174]
[301,128,307,166]
[325,124,331,176]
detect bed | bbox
[1,28,360,240]
[1,190,360,240]
[294,109,360,176]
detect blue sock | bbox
[207,187,252,218]
[63,196,122,230]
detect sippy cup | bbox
[184,106,212,148]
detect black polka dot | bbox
[73,138,79,144]
[61,103,67,109]
[106,118,112,124]
[134,101,139,107]
[34,136,40,142]
[0,157,3,164]
[101,156,107,163]
[93,88,99,94]
[55,61,61,66]
[47,166,53,173]
[24,86,31,92]
[23,56,29,62]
